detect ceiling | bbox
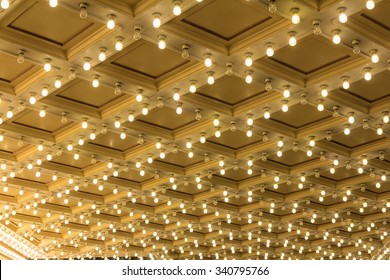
[0,0,389,260]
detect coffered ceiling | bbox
[0,0,389,260]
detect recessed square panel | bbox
[13,110,70,133]
[137,107,195,130]
[117,169,154,183]
[155,151,202,168]
[90,132,138,152]
[342,71,390,102]
[51,152,91,169]
[355,1,390,32]
[320,168,359,181]
[331,127,385,148]
[208,130,262,149]
[8,1,94,45]
[267,104,330,128]
[15,170,52,184]
[198,75,265,105]
[0,52,35,83]
[183,0,271,40]
[56,79,121,108]
[218,168,258,182]
[109,39,189,79]
[261,36,349,75]
[0,138,29,153]
[268,150,317,166]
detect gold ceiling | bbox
[0,0,389,260]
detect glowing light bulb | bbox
[189,80,197,93]
[263,107,271,119]
[43,58,52,72]
[291,8,300,24]
[306,147,313,157]
[115,37,124,51]
[120,130,126,139]
[332,30,341,44]
[39,106,46,118]
[1,0,10,9]
[172,0,182,16]
[338,7,347,23]
[342,76,350,89]
[317,100,324,111]
[265,43,275,57]
[282,101,288,112]
[83,57,91,71]
[158,35,166,49]
[283,86,290,98]
[288,32,297,46]
[98,48,106,61]
[54,76,62,88]
[245,70,253,84]
[215,127,221,138]
[370,49,379,63]
[106,14,116,29]
[176,103,183,115]
[382,111,389,123]
[92,75,100,88]
[49,0,58,8]
[376,125,383,135]
[366,0,375,10]
[41,85,49,97]
[152,13,161,28]
[141,104,149,115]
[321,85,328,97]
[244,53,253,67]
[29,93,37,105]
[344,125,350,135]
[207,71,215,85]
[246,127,252,137]
[6,107,13,118]
[135,89,143,102]
[348,112,355,124]
[309,137,315,147]
[204,53,212,67]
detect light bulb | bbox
[207,71,215,85]
[133,26,142,40]
[83,57,91,71]
[204,53,212,67]
[376,125,383,135]
[321,85,328,97]
[245,70,253,84]
[41,85,49,97]
[215,127,221,138]
[158,35,166,49]
[288,32,297,46]
[348,112,355,124]
[382,111,389,123]
[344,125,350,135]
[277,149,282,157]
[98,47,106,61]
[120,130,126,139]
[152,13,161,28]
[246,127,252,137]
[29,93,37,104]
[6,107,13,118]
[89,130,96,140]
[54,76,62,88]
[78,136,84,146]
[244,53,253,67]
[213,115,220,127]
[39,106,46,118]
[342,76,350,89]
[135,89,143,102]
[265,43,274,57]
[176,103,183,114]
[332,30,341,44]
[306,147,313,157]
[106,14,116,29]
[189,80,197,93]
[246,114,254,126]
[17,49,24,63]
[370,49,379,63]
[309,137,315,147]
[268,0,277,12]
[282,101,288,112]
[49,0,58,8]
[114,117,121,128]
[172,0,182,16]
[312,20,322,35]
[225,62,233,75]
[338,7,347,23]
[1,0,10,9]
[263,107,271,119]
[283,86,290,98]
[142,104,148,115]
[79,3,88,19]
[181,44,190,59]
[92,75,100,88]
[366,0,375,10]
[43,58,52,72]
[291,8,300,24]
[317,100,324,111]
[115,37,124,51]
[200,133,206,143]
